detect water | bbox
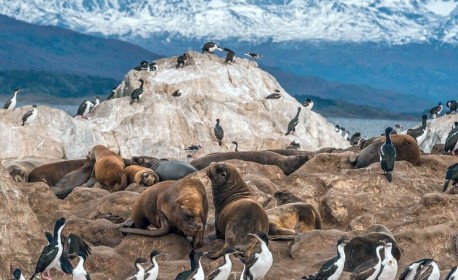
[327,117,420,139]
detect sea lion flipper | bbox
[268,234,296,241]
[118,227,170,237]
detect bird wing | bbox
[34,244,59,273]
[241,254,258,271]
[445,127,458,152]
[314,257,339,280]
[407,127,424,139]
[22,110,34,122]
[414,264,433,280]
[380,143,396,171]
[4,99,12,109]
[399,267,413,280]
[350,259,377,280]
[65,233,92,259]
[206,268,221,280]
[76,101,88,116]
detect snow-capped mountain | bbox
[2,0,458,45]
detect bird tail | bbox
[386,171,392,182]
[285,131,290,136]
[301,273,317,280]
[30,273,38,280]
[218,140,222,146]
[443,179,450,192]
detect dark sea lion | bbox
[344,232,401,272]
[352,134,420,168]
[28,159,86,185]
[130,156,160,169]
[120,178,208,248]
[266,202,321,235]
[125,165,159,186]
[88,145,127,192]
[51,158,95,199]
[273,189,304,206]
[192,151,311,175]
[154,159,198,181]
[267,149,315,157]
[206,162,269,259]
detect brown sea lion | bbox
[273,189,304,206]
[206,162,269,259]
[28,159,86,185]
[267,149,315,157]
[192,151,311,175]
[352,134,420,168]
[266,202,321,235]
[344,231,401,271]
[120,178,208,248]
[51,158,96,199]
[87,145,127,192]
[125,165,159,186]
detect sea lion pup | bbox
[125,165,159,186]
[28,159,87,185]
[87,145,127,192]
[352,134,420,168]
[192,151,311,175]
[266,203,321,235]
[206,162,269,259]
[51,157,95,199]
[120,179,208,248]
[273,189,304,206]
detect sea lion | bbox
[192,151,311,175]
[267,149,315,157]
[51,157,95,199]
[28,159,87,185]
[2,158,49,182]
[344,231,401,271]
[120,178,208,248]
[87,145,127,192]
[352,134,420,168]
[266,202,322,235]
[273,189,304,206]
[130,157,197,181]
[125,165,159,186]
[130,156,160,169]
[206,162,269,259]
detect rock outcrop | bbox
[415,114,458,153]
[0,51,348,161]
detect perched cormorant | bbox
[207,248,237,280]
[445,266,458,280]
[4,88,20,110]
[133,61,150,71]
[412,259,440,280]
[69,251,90,280]
[380,127,396,182]
[202,42,223,53]
[214,119,224,146]
[22,105,38,126]
[265,93,282,99]
[232,141,239,152]
[399,259,433,280]
[107,87,116,100]
[407,115,427,144]
[349,244,384,280]
[172,89,182,97]
[144,250,162,280]
[187,251,206,280]
[444,123,458,155]
[446,100,458,114]
[302,99,314,110]
[130,79,144,105]
[350,132,362,146]
[442,162,458,192]
[301,237,348,280]
[75,100,94,118]
[285,107,301,136]
[175,250,196,280]
[126,258,149,280]
[176,53,188,68]
[430,102,443,119]
[149,62,158,71]
[92,96,100,109]
[223,48,235,64]
[376,242,397,280]
[240,232,273,280]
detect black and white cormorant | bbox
[285,107,301,136]
[302,99,314,110]
[12,268,26,280]
[301,237,348,280]
[286,140,301,150]
[223,48,235,64]
[350,132,362,146]
[130,79,144,105]
[107,87,116,100]
[412,259,440,280]
[244,52,262,59]
[447,100,458,114]
[4,88,20,110]
[144,250,162,280]
[175,249,196,280]
[22,105,38,126]
[349,243,384,280]
[92,96,100,110]
[240,232,273,280]
[442,162,458,192]
[265,92,282,99]
[69,251,90,280]
[430,102,443,119]
[202,42,223,53]
[445,266,458,280]
[176,53,188,68]
[133,61,150,71]
[75,100,94,118]
[444,123,458,155]
[149,62,158,71]
[186,251,206,280]
[380,127,396,182]
[399,259,430,280]
[30,217,68,280]
[376,242,397,280]
[126,257,149,280]
[407,115,427,144]
[214,119,224,146]
[232,141,239,152]
[172,89,182,97]
[207,247,237,280]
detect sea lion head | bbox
[131,156,160,169]
[8,165,28,182]
[140,171,159,186]
[207,162,243,188]
[273,189,303,206]
[87,145,104,160]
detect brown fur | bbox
[51,158,95,199]
[266,203,321,235]
[126,178,208,248]
[353,134,421,168]
[192,151,311,175]
[28,159,86,185]
[88,145,127,192]
[125,165,159,186]
[206,162,269,259]
[273,189,304,206]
